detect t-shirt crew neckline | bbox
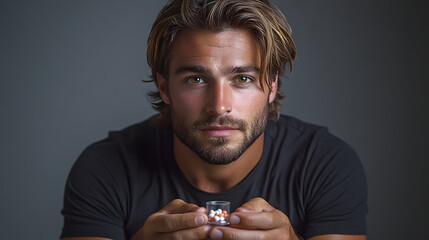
[165,122,275,201]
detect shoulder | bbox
[108,115,168,149]
[268,115,367,237]
[266,114,366,198]
[267,115,328,142]
[62,116,173,239]
[262,115,365,190]
[268,114,357,157]
[69,115,170,186]
[266,115,333,158]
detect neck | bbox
[173,133,265,193]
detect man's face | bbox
[158,28,276,165]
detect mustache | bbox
[193,116,247,131]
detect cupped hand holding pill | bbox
[131,199,211,240]
[130,198,299,240]
[207,197,300,240]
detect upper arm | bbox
[308,234,366,240]
[302,132,368,238]
[61,142,129,239]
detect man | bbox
[61,0,367,239]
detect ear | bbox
[156,72,170,105]
[268,73,278,103]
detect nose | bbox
[206,81,232,115]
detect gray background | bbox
[1,0,428,239]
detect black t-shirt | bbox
[60,115,367,239]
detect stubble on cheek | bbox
[170,102,268,165]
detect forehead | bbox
[168,28,261,73]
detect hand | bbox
[208,197,300,240]
[131,199,211,240]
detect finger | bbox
[209,226,272,240]
[150,211,208,232]
[229,209,287,230]
[195,206,207,214]
[161,198,200,214]
[157,225,212,240]
[235,197,274,212]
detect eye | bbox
[235,76,253,84]
[186,76,205,84]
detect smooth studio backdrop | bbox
[1,0,428,239]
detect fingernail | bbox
[204,225,212,233]
[230,215,240,224]
[195,215,205,226]
[210,229,223,240]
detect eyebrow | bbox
[227,65,260,75]
[173,65,260,75]
[174,65,211,75]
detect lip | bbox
[201,125,238,137]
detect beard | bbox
[170,104,269,165]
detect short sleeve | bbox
[60,140,129,240]
[303,132,368,239]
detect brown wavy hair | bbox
[146,0,296,122]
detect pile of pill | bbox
[208,209,229,224]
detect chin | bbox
[197,142,249,165]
